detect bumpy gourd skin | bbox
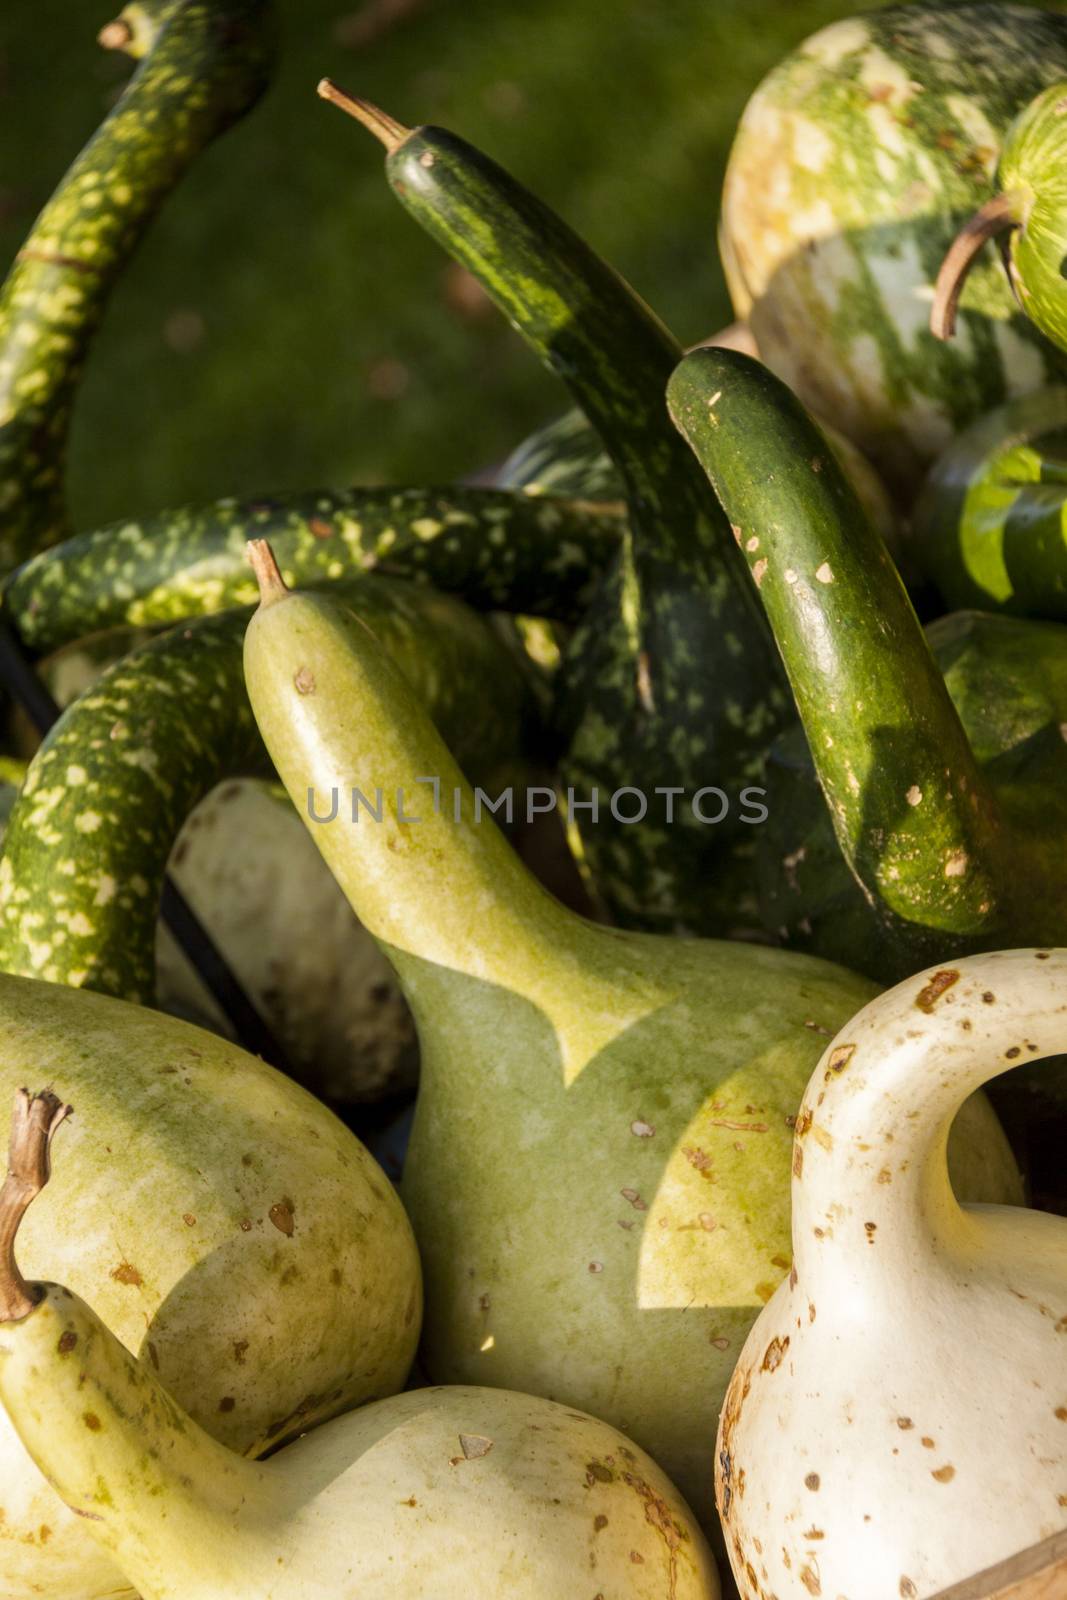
[912,387,1067,618]
[243,567,1021,1533]
[0,577,531,1004]
[0,980,422,1600]
[998,79,1067,354]
[0,0,276,569]
[347,103,791,938]
[670,348,1067,982]
[2,485,622,654]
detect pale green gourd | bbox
[0,977,421,1600]
[241,543,1023,1527]
[0,1090,721,1600]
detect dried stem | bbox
[931,193,1021,341]
[316,78,411,152]
[97,17,134,51]
[246,538,290,606]
[0,1090,71,1323]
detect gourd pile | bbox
[0,3,1065,1598]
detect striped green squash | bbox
[720,3,1067,494]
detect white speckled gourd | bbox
[715,948,1067,1600]
[720,4,1067,492]
[0,1092,720,1600]
[0,977,421,1600]
[241,545,1023,1528]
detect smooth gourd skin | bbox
[0,1289,719,1600]
[370,116,791,939]
[913,387,1067,619]
[243,578,1022,1525]
[0,576,531,1004]
[0,0,276,569]
[998,81,1067,355]
[668,348,1067,979]
[0,976,421,1600]
[716,950,1067,1600]
[2,486,623,655]
[719,3,1067,492]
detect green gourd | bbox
[0,577,532,1006]
[2,486,622,657]
[241,541,1021,1527]
[934,81,1067,359]
[0,0,276,569]
[0,985,421,1600]
[319,81,791,940]
[0,1093,720,1600]
[911,386,1067,620]
[668,346,1067,979]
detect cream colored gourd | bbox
[0,1092,720,1600]
[241,544,1023,1526]
[715,948,1067,1600]
[0,977,420,1600]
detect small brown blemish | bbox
[916,970,959,1012]
[269,1200,296,1236]
[982,991,996,1004]
[219,1397,236,1413]
[630,1551,645,1564]
[752,557,769,587]
[793,1144,804,1179]
[897,1417,913,1430]
[401,1496,417,1507]
[239,1217,253,1233]
[110,1262,143,1287]
[805,1473,820,1491]
[57,1331,77,1355]
[1005,1046,1021,1060]
[921,1436,935,1449]
[762,1335,790,1373]
[864,1222,877,1244]
[1054,1406,1067,1421]
[825,1043,856,1078]
[799,1560,822,1594]
[931,1464,955,1483]
[233,1340,249,1365]
[594,1514,608,1531]
[182,1213,196,1227]
[803,1527,825,1539]
[586,1461,615,1484]
[293,667,316,696]
[83,1412,102,1432]
[900,1580,918,1598]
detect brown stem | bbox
[97,17,134,51]
[316,78,411,152]
[0,1090,71,1323]
[931,193,1021,341]
[246,538,290,606]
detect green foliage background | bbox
[2,0,901,527]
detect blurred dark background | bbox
[2,0,882,529]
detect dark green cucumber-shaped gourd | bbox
[4,485,622,656]
[0,0,276,569]
[912,386,1067,619]
[0,578,531,1003]
[668,347,1067,977]
[320,82,791,937]
[934,80,1067,358]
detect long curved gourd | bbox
[668,347,1067,979]
[934,80,1067,359]
[319,80,791,938]
[720,3,1067,495]
[0,576,531,1004]
[715,949,1067,1600]
[241,545,1021,1527]
[912,387,1067,620]
[0,983,420,1600]
[0,0,276,570]
[2,485,622,655]
[0,1091,719,1600]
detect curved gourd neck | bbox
[0,1285,266,1595]
[790,950,1066,1293]
[244,584,658,1075]
[668,348,1010,944]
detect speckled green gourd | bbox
[3,485,622,656]
[911,387,1067,618]
[668,347,1067,981]
[0,0,276,569]
[0,577,532,1004]
[936,80,1067,361]
[0,1188,716,1600]
[720,4,1067,493]
[323,84,791,938]
[243,554,1021,1529]
[0,985,421,1600]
